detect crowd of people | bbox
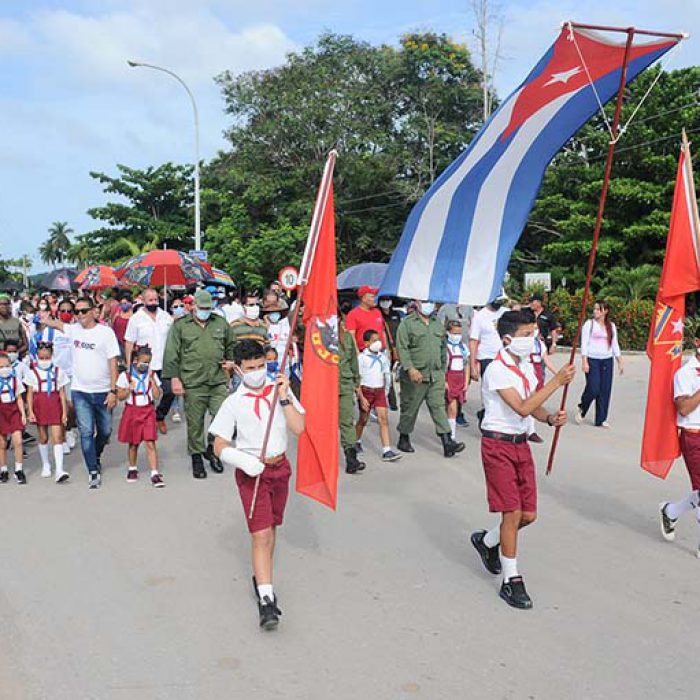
[0,281,643,625]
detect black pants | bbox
[155,370,176,422]
[579,357,614,426]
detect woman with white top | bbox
[576,300,623,428]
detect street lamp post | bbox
[127,60,201,251]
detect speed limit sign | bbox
[278,266,299,291]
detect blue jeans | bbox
[579,357,614,426]
[72,391,113,473]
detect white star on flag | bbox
[671,318,684,335]
[544,66,582,86]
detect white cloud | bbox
[0,17,34,54]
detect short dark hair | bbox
[133,345,152,361]
[363,329,379,343]
[497,310,535,339]
[75,297,94,309]
[3,339,19,350]
[520,308,536,324]
[234,339,266,364]
[58,299,74,311]
[264,345,278,358]
[446,319,462,332]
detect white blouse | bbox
[581,319,621,360]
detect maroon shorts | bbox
[0,402,23,436]
[236,455,292,533]
[680,430,700,490]
[481,437,537,513]
[360,386,388,410]
[33,391,63,426]
[445,369,466,403]
[118,403,158,445]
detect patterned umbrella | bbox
[38,267,78,292]
[204,267,235,287]
[76,265,120,290]
[115,250,209,287]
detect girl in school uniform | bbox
[0,351,27,484]
[116,346,165,487]
[445,319,470,440]
[25,341,70,483]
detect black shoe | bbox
[258,595,282,630]
[344,447,366,474]
[440,433,465,458]
[205,445,224,473]
[192,454,207,479]
[14,470,27,485]
[528,433,544,444]
[499,576,533,610]
[22,431,36,444]
[397,433,414,453]
[470,530,501,575]
[0,470,8,483]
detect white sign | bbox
[278,266,299,291]
[524,272,552,291]
[189,249,208,262]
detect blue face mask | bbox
[267,361,279,376]
[195,309,212,321]
[420,302,436,316]
[268,312,281,324]
[172,306,185,318]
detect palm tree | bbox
[599,265,660,301]
[47,221,74,265]
[39,239,58,267]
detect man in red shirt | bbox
[345,286,386,351]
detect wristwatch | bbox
[280,398,291,407]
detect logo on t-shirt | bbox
[74,340,97,350]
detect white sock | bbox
[38,444,51,469]
[62,442,70,454]
[257,583,274,601]
[448,418,457,440]
[483,526,500,548]
[53,444,65,474]
[500,555,518,582]
[14,463,23,473]
[382,446,392,455]
[151,468,159,475]
[0,465,7,473]
[665,491,699,520]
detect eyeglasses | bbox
[75,308,92,316]
[172,304,184,309]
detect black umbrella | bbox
[0,280,22,292]
[38,267,78,292]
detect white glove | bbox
[220,447,265,477]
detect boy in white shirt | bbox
[210,340,305,630]
[470,310,574,610]
[355,330,401,462]
[659,327,700,554]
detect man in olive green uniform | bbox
[230,293,269,347]
[163,290,236,479]
[0,294,27,355]
[396,300,465,458]
[338,322,365,474]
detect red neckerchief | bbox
[496,351,531,397]
[244,384,275,420]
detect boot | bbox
[192,453,207,479]
[397,433,415,453]
[440,433,465,458]
[205,444,224,473]
[344,447,366,475]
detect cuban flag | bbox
[379,25,680,305]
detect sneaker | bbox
[499,576,533,610]
[55,471,70,484]
[470,530,502,575]
[575,407,584,425]
[258,595,282,630]
[15,470,27,485]
[600,421,611,429]
[355,441,363,454]
[659,502,676,542]
[41,465,52,478]
[126,468,139,483]
[157,420,168,435]
[62,443,70,454]
[456,414,469,427]
[0,470,8,483]
[171,412,182,423]
[381,449,402,462]
[66,431,77,449]
[151,472,165,488]
[528,433,544,444]
[88,472,101,489]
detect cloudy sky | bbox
[1,0,697,270]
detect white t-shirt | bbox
[11,360,30,386]
[267,318,291,359]
[674,356,700,429]
[66,324,120,393]
[0,371,24,403]
[116,370,161,407]
[470,306,506,360]
[33,326,73,378]
[208,379,304,460]
[221,302,244,324]
[481,351,537,435]
[358,349,390,389]
[123,308,173,371]
[581,319,621,360]
[23,365,70,393]
[446,339,469,371]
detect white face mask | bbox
[37,359,52,370]
[7,352,18,363]
[0,367,12,379]
[267,311,281,324]
[507,335,535,358]
[244,305,260,320]
[447,333,462,344]
[241,367,266,389]
[420,302,436,316]
[369,340,382,353]
[379,300,392,310]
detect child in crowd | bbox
[0,351,27,484]
[470,310,574,610]
[25,341,70,483]
[116,346,165,487]
[355,329,401,462]
[265,346,279,382]
[445,319,470,440]
[3,339,29,384]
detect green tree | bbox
[47,221,73,264]
[599,264,660,301]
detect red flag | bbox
[296,162,339,509]
[641,136,700,478]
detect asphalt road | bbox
[1,354,698,700]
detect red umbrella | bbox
[76,265,120,290]
[114,250,209,287]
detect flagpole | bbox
[545,28,636,475]
[247,150,338,519]
[681,129,700,261]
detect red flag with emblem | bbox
[296,154,339,509]
[641,136,700,478]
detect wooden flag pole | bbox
[545,28,636,475]
[247,150,337,519]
